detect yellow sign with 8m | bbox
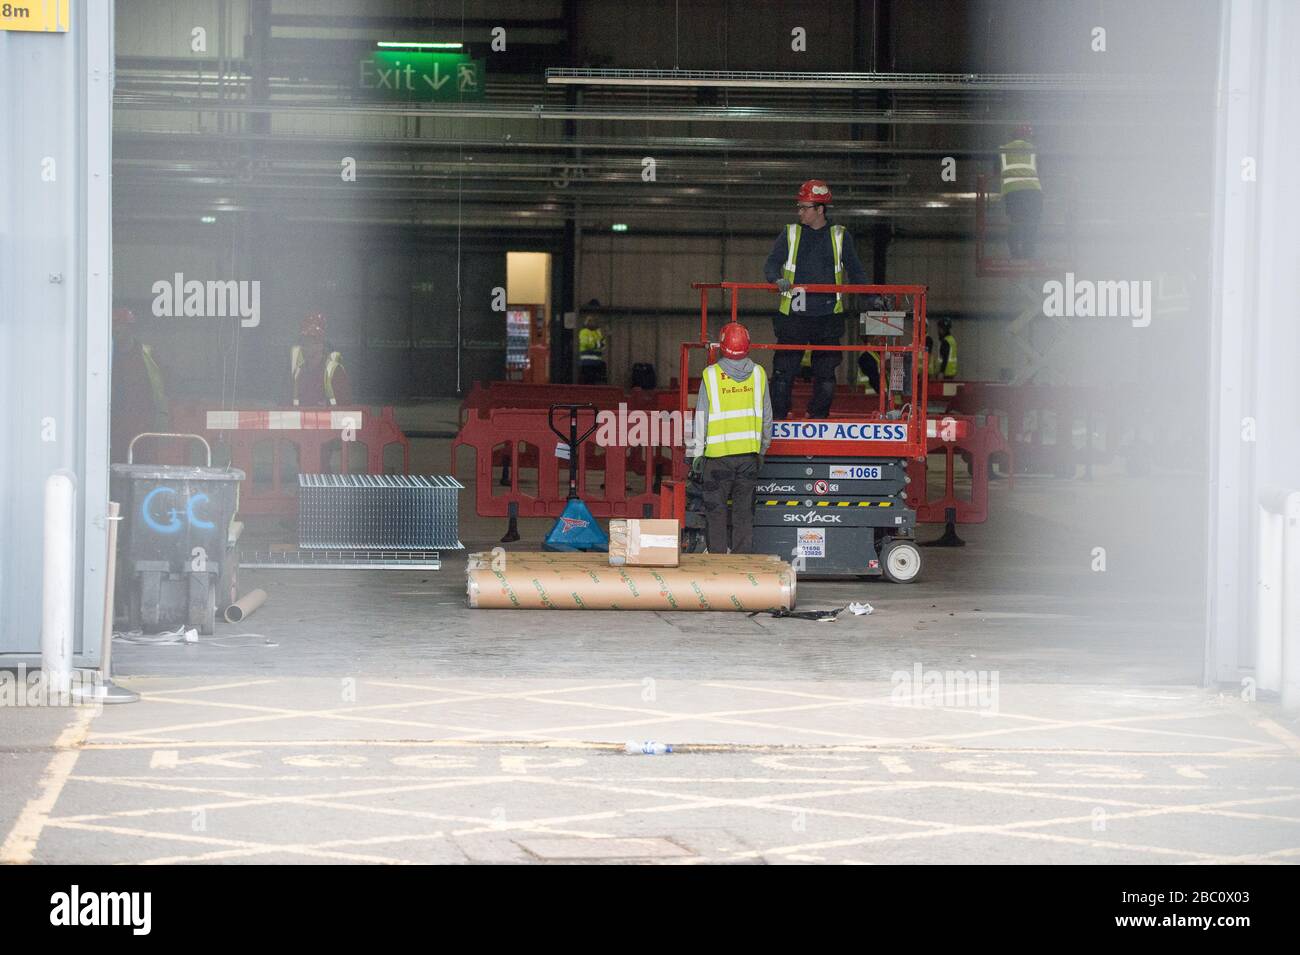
[1,0,69,32]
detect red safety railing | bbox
[682,282,930,465]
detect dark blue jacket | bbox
[763,222,869,316]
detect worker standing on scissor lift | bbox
[997,124,1043,261]
[763,180,870,421]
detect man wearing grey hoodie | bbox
[689,323,774,554]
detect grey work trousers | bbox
[700,452,760,554]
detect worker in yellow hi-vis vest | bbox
[291,311,351,407]
[998,123,1043,260]
[690,323,773,554]
[577,314,607,384]
[763,179,869,419]
[110,307,169,463]
[929,318,958,380]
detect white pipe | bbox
[1281,492,1300,712]
[42,470,77,701]
[1260,488,1300,711]
[99,501,120,680]
[1256,504,1282,693]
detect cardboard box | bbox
[608,518,680,567]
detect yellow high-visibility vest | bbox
[291,345,345,406]
[929,334,958,378]
[578,327,605,363]
[702,362,767,458]
[778,223,846,315]
[999,139,1041,195]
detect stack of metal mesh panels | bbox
[298,474,464,550]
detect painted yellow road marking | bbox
[0,707,95,864]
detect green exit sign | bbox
[360,51,485,101]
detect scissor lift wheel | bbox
[880,538,923,583]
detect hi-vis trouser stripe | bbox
[762,500,894,507]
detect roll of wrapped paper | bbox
[466,554,795,611]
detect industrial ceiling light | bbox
[544,68,1156,93]
[200,215,217,223]
[611,223,629,232]
[377,41,463,50]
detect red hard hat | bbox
[796,180,833,206]
[1015,123,1033,139]
[720,323,750,360]
[112,307,134,327]
[300,312,326,339]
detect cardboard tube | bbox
[224,588,267,623]
[467,561,795,611]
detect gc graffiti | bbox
[141,486,215,534]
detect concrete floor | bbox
[3,425,1298,864]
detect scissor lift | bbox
[674,282,931,582]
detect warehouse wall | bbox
[113,220,561,400]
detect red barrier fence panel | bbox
[452,407,666,520]
[906,414,1012,524]
[167,402,411,517]
[943,381,1121,477]
[454,402,1003,529]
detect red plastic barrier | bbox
[461,380,674,483]
[906,414,1012,524]
[943,381,1120,477]
[452,406,667,519]
[168,402,411,517]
